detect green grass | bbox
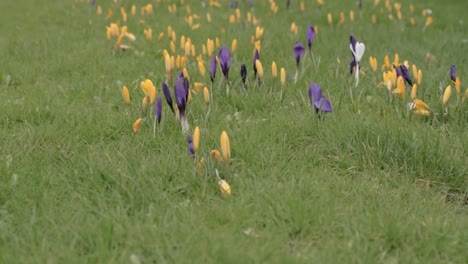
[0,0,467,263]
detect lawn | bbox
[0,0,467,263]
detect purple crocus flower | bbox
[174,73,189,131]
[218,46,231,81]
[253,49,260,78]
[174,74,186,114]
[210,55,217,83]
[350,35,357,54]
[349,35,357,74]
[400,64,413,86]
[162,82,174,114]
[240,64,247,90]
[156,96,162,124]
[187,135,195,158]
[293,41,305,67]
[393,64,401,78]
[308,82,332,113]
[450,64,456,82]
[306,26,316,53]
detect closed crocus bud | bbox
[255,60,264,81]
[442,85,451,108]
[220,130,230,163]
[193,126,200,153]
[231,39,237,53]
[122,85,131,106]
[218,179,231,196]
[193,82,204,94]
[271,61,277,80]
[280,67,286,88]
[133,118,142,134]
[410,84,418,100]
[203,87,210,106]
[198,61,205,77]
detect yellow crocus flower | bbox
[203,87,210,106]
[210,149,222,161]
[255,60,264,81]
[122,85,130,106]
[271,61,277,80]
[280,67,286,88]
[220,131,230,163]
[442,85,451,108]
[133,118,143,134]
[392,76,405,99]
[193,126,200,154]
[231,39,237,53]
[410,84,418,100]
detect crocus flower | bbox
[133,118,142,134]
[215,169,231,196]
[156,96,162,124]
[193,126,200,154]
[174,73,189,132]
[308,82,332,113]
[162,82,174,114]
[218,46,231,92]
[187,135,195,158]
[450,64,456,82]
[122,85,130,106]
[280,67,286,88]
[255,60,264,82]
[220,130,231,164]
[349,35,365,87]
[210,149,222,161]
[442,85,452,108]
[400,64,413,86]
[392,76,406,99]
[293,41,305,82]
[253,49,260,78]
[240,64,247,90]
[210,55,216,83]
[408,99,431,117]
[306,25,316,55]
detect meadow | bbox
[0,0,467,263]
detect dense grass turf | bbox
[0,0,467,263]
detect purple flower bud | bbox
[174,73,187,115]
[240,64,247,85]
[350,35,357,54]
[293,41,305,66]
[210,55,216,83]
[400,64,413,86]
[162,82,174,113]
[218,46,231,81]
[253,49,260,76]
[306,26,316,51]
[308,82,332,113]
[187,135,195,158]
[393,64,401,78]
[156,96,162,124]
[450,64,456,82]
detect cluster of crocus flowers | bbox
[349,35,365,87]
[293,41,305,82]
[308,82,332,114]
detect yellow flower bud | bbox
[203,87,210,106]
[210,149,221,161]
[133,118,142,134]
[255,60,264,81]
[271,61,277,80]
[218,179,231,196]
[220,131,230,163]
[231,39,237,53]
[410,84,418,100]
[122,85,130,106]
[280,67,286,88]
[442,85,451,108]
[193,126,200,154]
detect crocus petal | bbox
[162,82,174,113]
[400,64,413,86]
[450,64,456,82]
[174,74,186,113]
[156,96,162,123]
[220,130,230,163]
[187,135,195,158]
[253,49,260,75]
[306,25,316,50]
[210,55,216,82]
[218,46,231,80]
[293,41,305,64]
[353,42,365,62]
[349,59,356,74]
[350,35,357,53]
